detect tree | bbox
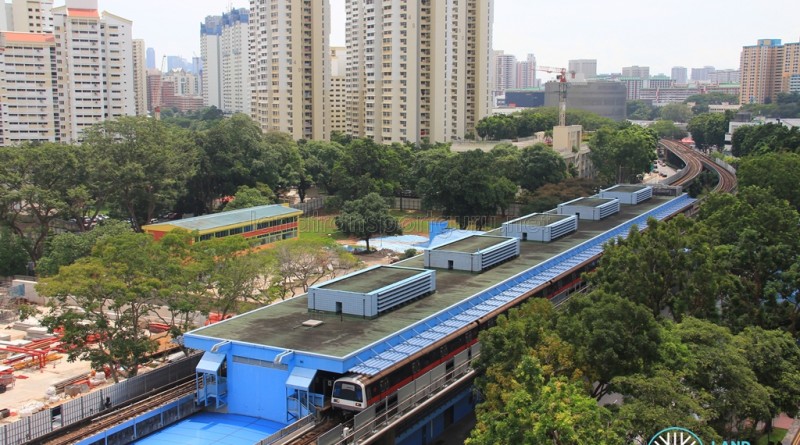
[223,184,276,211]
[517,177,602,214]
[626,100,657,120]
[298,140,344,196]
[685,92,739,114]
[518,143,567,192]
[37,220,132,277]
[0,143,85,261]
[731,123,800,157]
[417,150,516,229]
[589,124,657,183]
[649,120,688,139]
[182,114,270,214]
[0,228,30,276]
[261,131,304,194]
[738,152,800,210]
[468,357,621,445]
[83,116,198,231]
[557,291,661,399]
[687,112,731,150]
[194,236,270,318]
[699,187,800,331]
[37,232,167,382]
[270,238,361,298]
[335,193,402,252]
[331,138,404,200]
[588,216,728,320]
[658,103,693,123]
[488,143,521,184]
[735,327,800,431]
[675,318,770,437]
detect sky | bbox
[83,0,799,79]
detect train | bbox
[330,256,598,412]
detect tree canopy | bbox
[335,193,402,251]
[687,112,731,149]
[589,123,657,183]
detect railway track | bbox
[39,377,196,445]
[660,139,737,193]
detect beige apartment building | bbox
[249,0,330,141]
[346,0,493,144]
[132,38,147,116]
[0,31,58,145]
[329,46,347,135]
[740,38,800,104]
[11,0,53,33]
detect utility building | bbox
[424,235,519,272]
[558,197,620,220]
[502,213,578,242]
[600,184,653,205]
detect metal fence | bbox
[256,414,315,445]
[0,353,200,445]
[392,197,522,217]
[291,197,328,214]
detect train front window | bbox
[333,382,363,402]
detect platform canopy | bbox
[285,367,317,390]
[196,351,226,374]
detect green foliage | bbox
[298,140,344,197]
[402,248,418,259]
[475,107,614,140]
[658,103,694,123]
[627,100,657,120]
[83,116,199,231]
[731,123,800,157]
[0,227,30,276]
[518,143,567,192]
[335,193,402,251]
[518,178,602,214]
[557,291,661,398]
[687,112,731,149]
[37,220,132,277]
[160,106,224,131]
[331,138,404,201]
[685,92,739,114]
[742,92,800,118]
[738,152,800,210]
[649,120,688,139]
[416,150,516,229]
[37,232,167,382]
[223,184,276,211]
[0,142,87,260]
[589,123,657,183]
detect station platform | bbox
[134,413,284,445]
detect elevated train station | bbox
[178,185,695,443]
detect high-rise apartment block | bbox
[671,66,687,84]
[132,39,147,116]
[52,1,135,143]
[709,69,740,85]
[0,0,136,146]
[329,46,347,135]
[219,8,249,115]
[250,0,329,141]
[569,59,597,79]
[11,0,53,33]
[200,8,249,114]
[0,31,58,145]
[691,66,715,82]
[622,65,649,79]
[515,54,537,89]
[740,39,800,104]
[346,0,493,143]
[200,15,222,109]
[493,50,516,96]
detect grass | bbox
[756,427,787,445]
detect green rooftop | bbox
[190,196,674,357]
[143,204,302,233]
[320,266,424,293]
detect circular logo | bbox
[648,427,703,445]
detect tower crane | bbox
[536,66,575,127]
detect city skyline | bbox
[66,0,799,78]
